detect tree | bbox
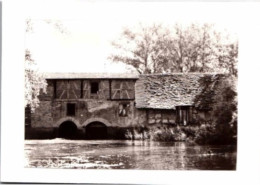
[216,41,238,76]
[194,74,237,144]
[168,23,217,73]
[212,75,237,144]
[109,24,171,74]
[25,49,47,112]
[25,19,47,112]
[109,23,238,75]
[25,19,68,112]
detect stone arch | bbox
[82,118,112,127]
[85,121,108,139]
[54,117,81,128]
[58,121,78,139]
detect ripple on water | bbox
[24,140,236,170]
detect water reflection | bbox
[25,139,236,170]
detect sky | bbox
[24,2,240,73]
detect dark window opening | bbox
[119,103,129,117]
[67,103,76,116]
[91,82,99,94]
[176,106,192,125]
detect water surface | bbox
[25,139,236,170]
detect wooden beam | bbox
[80,79,83,99]
[109,79,112,100]
[53,80,57,99]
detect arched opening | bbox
[59,121,77,139]
[85,122,107,139]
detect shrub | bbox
[193,122,236,145]
[124,127,150,140]
[125,126,194,142]
[124,121,236,145]
[125,129,134,140]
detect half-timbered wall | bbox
[53,79,135,100]
[111,80,135,100]
[82,80,110,99]
[32,78,140,129]
[56,80,81,99]
[147,109,176,125]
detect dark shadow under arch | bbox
[59,121,77,139]
[85,121,107,140]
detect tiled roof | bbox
[44,72,139,79]
[135,73,225,110]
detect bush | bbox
[125,126,197,142]
[124,120,236,145]
[193,123,236,145]
[124,127,149,140]
[193,74,237,145]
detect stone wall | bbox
[38,80,54,101]
[31,98,147,128]
[31,78,142,129]
[31,101,53,128]
[31,98,211,129]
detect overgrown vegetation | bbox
[125,75,237,145]
[124,122,236,145]
[110,23,238,75]
[25,19,68,112]
[25,49,47,112]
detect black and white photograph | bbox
[24,3,238,171]
[2,1,260,184]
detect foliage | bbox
[25,19,68,112]
[210,75,237,144]
[125,127,149,140]
[193,74,237,144]
[149,126,186,142]
[110,23,238,75]
[125,122,236,144]
[109,24,171,74]
[25,50,47,112]
[125,126,194,142]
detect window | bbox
[176,106,192,125]
[91,82,99,94]
[119,103,129,117]
[67,103,76,116]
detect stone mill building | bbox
[25,72,226,139]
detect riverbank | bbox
[25,123,237,145]
[124,124,237,145]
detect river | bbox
[24,139,236,170]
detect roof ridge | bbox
[140,72,226,76]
